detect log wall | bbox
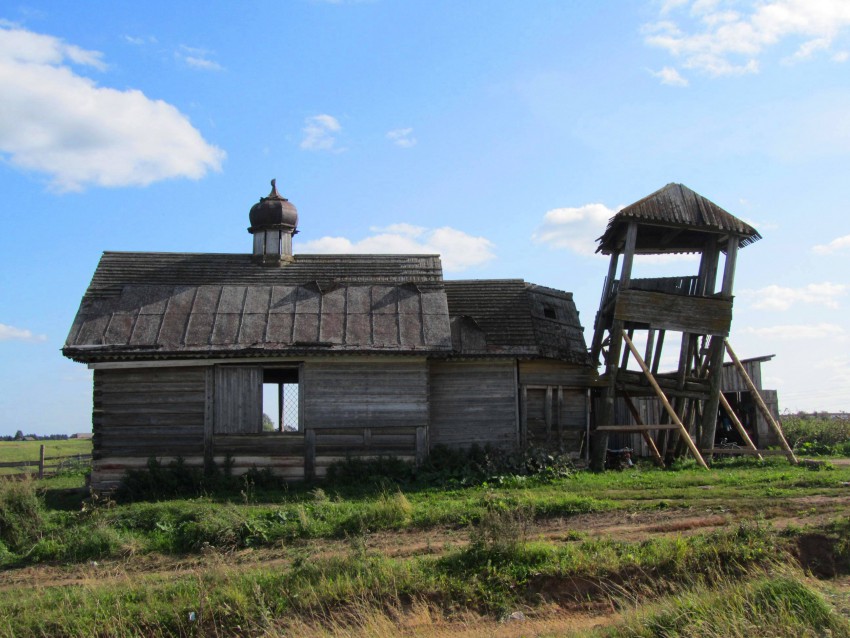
[302,360,429,429]
[212,433,305,480]
[429,360,518,449]
[92,367,207,492]
[311,426,421,478]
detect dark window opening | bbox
[543,306,557,320]
[263,368,300,432]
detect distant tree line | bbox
[2,431,70,442]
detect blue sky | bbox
[2,1,850,435]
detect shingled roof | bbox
[596,183,761,255]
[64,252,591,365]
[443,280,589,364]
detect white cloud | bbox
[651,66,690,86]
[644,0,850,78]
[813,234,850,254]
[833,50,849,62]
[299,224,495,272]
[300,114,342,152]
[741,322,846,340]
[532,203,616,257]
[386,127,417,148]
[0,25,224,192]
[744,282,847,310]
[0,323,47,343]
[176,45,223,71]
[124,35,157,46]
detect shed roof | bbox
[596,183,761,255]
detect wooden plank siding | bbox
[92,367,207,492]
[614,289,732,336]
[518,359,593,388]
[429,361,518,449]
[302,361,429,429]
[312,426,419,478]
[523,386,586,450]
[214,366,263,434]
[518,360,590,453]
[213,433,305,480]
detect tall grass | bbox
[604,571,850,638]
[782,414,850,454]
[0,522,834,638]
[0,476,45,554]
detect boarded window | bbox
[214,366,262,434]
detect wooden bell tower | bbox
[588,184,764,470]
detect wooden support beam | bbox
[520,385,528,448]
[622,331,709,469]
[718,393,762,460]
[620,328,634,370]
[698,239,720,296]
[203,367,214,470]
[415,426,428,466]
[724,340,798,465]
[677,333,695,390]
[698,335,726,453]
[304,429,316,480]
[591,251,620,365]
[651,329,665,376]
[644,329,656,372]
[706,448,789,456]
[596,424,682,432]
[557,386,564,445]
[619,222,638,289]
[720,237,739,298]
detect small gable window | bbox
[543,306,557,320]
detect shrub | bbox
[324,456,415,488]
[782,414,850,451]
[116,457,206,502]
[468,504,533,557]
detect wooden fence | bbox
[0,445,92,479]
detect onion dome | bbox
[248,179,298,233]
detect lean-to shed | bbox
[63,181,594,491]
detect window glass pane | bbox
[282,383,299,431]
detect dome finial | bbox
[269,178,280,198]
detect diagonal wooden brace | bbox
[622,330,709,469]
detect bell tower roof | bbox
[248,179,298,234]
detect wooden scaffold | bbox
[588,184,796,470]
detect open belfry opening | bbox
[588,183,796,470]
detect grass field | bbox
[0,439,92,476]
[0,439,92,462]
[1,456,849,637]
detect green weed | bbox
[0,476,45,553]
